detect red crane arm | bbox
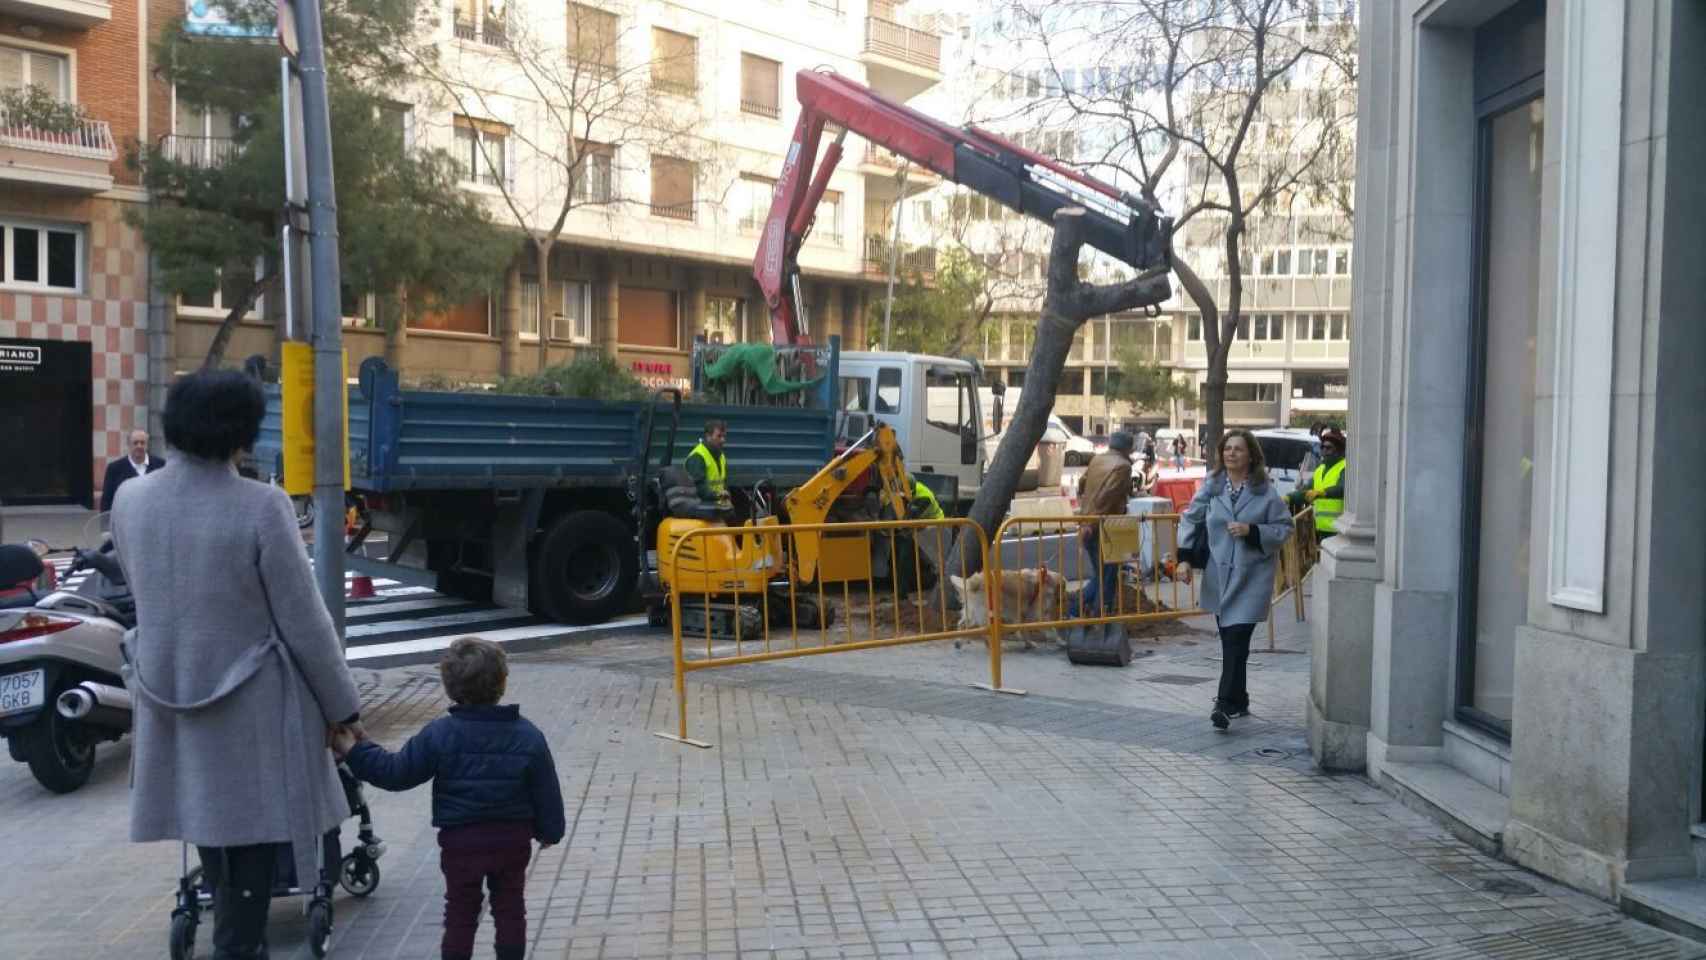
[753,70,1173,348]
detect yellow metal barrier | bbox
[654,517,992,748]
[1266,506,1320,651]
[987,512,1204,687]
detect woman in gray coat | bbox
[1180,428,1293,730]
[111,370,362,959]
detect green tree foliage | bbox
[1105,346,1194,415]
[869,245,992,356]
[129,0,515,369]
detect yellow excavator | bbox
[648,421,936,638]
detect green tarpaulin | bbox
[701,343,822,395]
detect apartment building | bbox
[0,0,171,507]
[173,0,946,390]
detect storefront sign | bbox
[628,358,690,393]
[0,344,42,372]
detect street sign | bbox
[276,0,300,59]
[184,0,276,38]
[280,342,349,496]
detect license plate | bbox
[0,669,45,717]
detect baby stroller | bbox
[167,762,386,959]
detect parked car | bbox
[1252,427,1319,498]
[1049,416,1098,466]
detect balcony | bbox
[158,135,240,169]
[0,0,109,29]
[452,14,508,48]
[0,115,114,193]
[650,201,696,222]
[859,143,940,201]
[861,8,940,101]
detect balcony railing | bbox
[452,13,508,47]
[863,15,940,72]
[740,99,781,119]
[158,134,239,168]
[650,201,696,222]
[0,114,114,161]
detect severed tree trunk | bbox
[940,208,1171,584]
[201,272,281,370]
[535,237,552,372]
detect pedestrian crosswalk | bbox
[45,557,645,668]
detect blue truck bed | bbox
[255,349,839,494]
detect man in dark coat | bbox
[100,429,166,512]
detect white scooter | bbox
[0,529,133,794]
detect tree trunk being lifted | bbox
[939,208,1172,586]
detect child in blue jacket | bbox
[334,637,565,960]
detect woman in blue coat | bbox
[1180,429,1294,730]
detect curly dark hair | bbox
[439,636,508,705]
[162,369,266,462]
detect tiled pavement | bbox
[0,600,1700,960]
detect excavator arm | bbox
[783,423,916,585]
[754,69,1174,347]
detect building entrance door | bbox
[0,338,93,507]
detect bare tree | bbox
[405,1,710,374]
[1003,0,1356,457]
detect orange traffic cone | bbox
[348,574,377,600]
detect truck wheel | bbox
[536,511,637,624]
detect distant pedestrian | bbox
[335,637,566,960]
[1135,453,1160,496]
[1172,435,1187,470]
[99,429,165,512]
[113,370,362,957]
[1180,429,1293,731]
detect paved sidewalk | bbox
[0,597,1700,959]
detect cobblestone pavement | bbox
[1,599,1700,960]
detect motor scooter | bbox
[0,530,133,794]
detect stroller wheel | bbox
[307,900,333,958]
[168,911,197,960]
[339,852,381,897]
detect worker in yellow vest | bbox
[908,477,945,520]
[1289,428,1346,537]
[685,419,730,509]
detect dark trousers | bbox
[197,843,278,960]
[1076,530,1121,616]
[439,821,533,960]
[1216,621,1256,712]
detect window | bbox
[875,367,902,414]
[1330,314,1348,341]
[1008,369,1025,388]
[1236,315,1250,341]
[0,45,67,100]
[924,368,976,463]
[1260,251,1274,275]
[1292,372,1348,400]
[840,376,870,412]
[1295,313,1347,341]
[1334,249,1350,275]
[1025,70,1041,97]
[555,281,593,342]
[1187,315,1202,341]
[649,155,695,220]
[740,53,781,118]
[735,173,774,230]
[452,0,506,46]
[651,28,697,96]
[572,140,614,203]
[178,257,262,313]
[816,189,843,243]
[379,103,412,152]
[705,296,744,344]
[618,287,679,348]
[567,3,618,72]
[519,280,543,338]
[1059,370,1085,394]
[1218,382,1280,403]
[453,116,509,188]
[1310,247,1330,275]
[411,294,495,336]
[1274,248,1292,275]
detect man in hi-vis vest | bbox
[685,419,731,508]
[1288,428,1346,538]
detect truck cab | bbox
[836,352,983,511]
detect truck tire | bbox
[536,511,637,624]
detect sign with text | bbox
[0,344,42,373]
[185,0,276,38]
[280,342,349,496]
[626,356,690,393]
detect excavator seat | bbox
[659,466,727,522]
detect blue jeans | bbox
[1075,530,1121,617]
